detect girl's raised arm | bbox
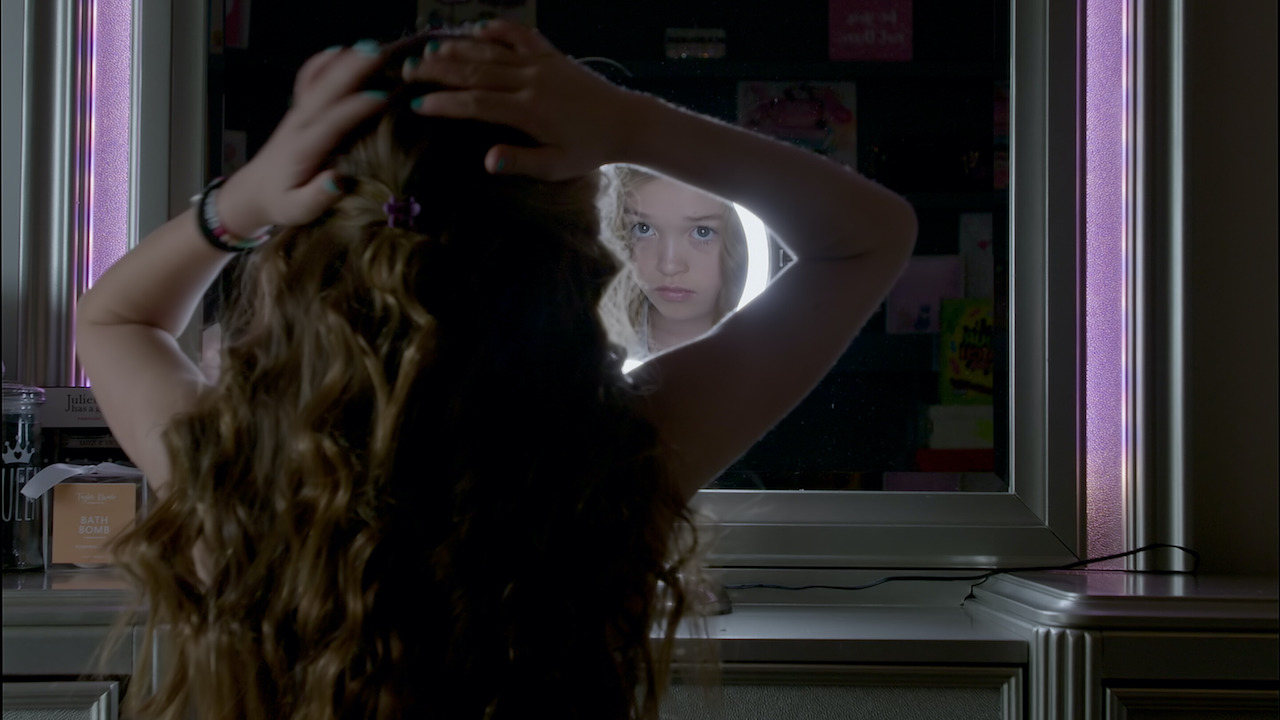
[620,103,917,500]
[76,44,391,492]
[406,22,917,499]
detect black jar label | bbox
[3,411,45,569]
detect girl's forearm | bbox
[613,93,916,260]
[78,207,234,337]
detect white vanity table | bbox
[5,568,1275,719]
[968,572,1279,719]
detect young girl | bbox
[600,165,749,359]
[76,22,916,720]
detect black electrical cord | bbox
[722,542,1200,594]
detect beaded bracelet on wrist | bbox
[191,176,275,252]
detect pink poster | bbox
[737,82,857,168]
[829,0,912,62]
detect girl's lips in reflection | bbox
[653,286,696,301]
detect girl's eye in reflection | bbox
[631,222,656,239]
[692,226,718,243]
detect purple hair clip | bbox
[383,195,422,229]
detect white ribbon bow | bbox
[21,462,145,500]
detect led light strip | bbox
[1085,0,1128,562]
[87,0,133,287]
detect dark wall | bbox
[1183,0,1279,576]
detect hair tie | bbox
[383,195,421,229]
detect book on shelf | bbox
[938,298,995,404]
[38,388,129,467]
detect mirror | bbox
[205,0,1009,493]
[597,167,771,370]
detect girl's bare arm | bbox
[407,22,917,499]
[76,207,233,490]
[76,44,392,492]
[622,99,917,499]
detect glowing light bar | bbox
[1085,0,1128,561]
[87,0,132,286]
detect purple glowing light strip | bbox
[88,0,133,286]
[1085,0,1127,561]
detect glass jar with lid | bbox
[3,378,47,571]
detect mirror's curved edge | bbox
[732,203,771,310]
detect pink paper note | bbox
[829,0,913,62]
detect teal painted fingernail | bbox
[410,96,425,110]
[494,157,507,173]
[403,56,421,70]
[475,20,488,29]
[323,45,342,53]
[353,39,380,56]
[362,89,388,100]
[425,39,441,54]
[325,177,342,194]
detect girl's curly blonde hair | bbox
[109,48,701,720]
[597,164,749,360]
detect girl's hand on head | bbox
[401,21,636,181]
[216,42,391,235]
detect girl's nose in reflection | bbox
[657,239,687,276]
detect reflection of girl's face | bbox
[626,178,725,325]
